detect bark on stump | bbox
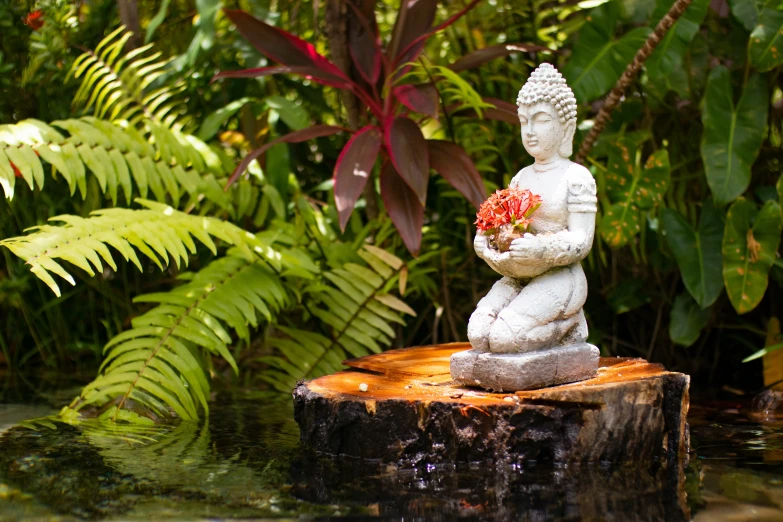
[293,343,690,466]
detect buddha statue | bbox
[450,63,600,392]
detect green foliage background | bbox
[1,0,783,419]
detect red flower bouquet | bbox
[23,10,44,31]
[475,188,542,252]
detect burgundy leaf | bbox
[427,140,486,209]
[387,0,437,63]
[385,116,430,205]
[449,43,551,73]
[347,1,383,84]
[393,0,481,67]
[213,65,350,88]
[334,126,382,231]
[393,84,439,118]
[446,97,520,125]
[381,162,423,256]
[224,10,349,85]
[482,97,520,124]
[227,125,346,188]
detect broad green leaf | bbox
[563,3,652,103]
[196,97,255,141]
[669,292,710,347]
[749,8,783,71]
[265,95,310,131]
[700,67,767,205]
[728,0,764,31]
[599,202,640,248]
[605,138,670,210]
[647,0,710,78]
[722,198,783,314]
[661,200,724,308]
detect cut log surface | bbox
[293,343,690,466]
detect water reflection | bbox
[0,390,781,520]
[293,456,692,520]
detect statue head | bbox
[516,63,577,161]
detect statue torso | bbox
[509,162,576,234]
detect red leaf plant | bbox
[214,1,542,255]
[475,187,542,239]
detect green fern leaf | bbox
[69,28,188,130]
[66,251,291,421]
[0,200,285,296]
[264,245,414,392]
[0,118,229,205]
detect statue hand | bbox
[474,233,489,259]
[508,234,545,259]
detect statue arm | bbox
[547,171,597,266]
[508,168,597,267]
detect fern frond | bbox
[0,199,288,297]
[262,245,415,392]
[67,251,290,421]
[69,27,188,129]
[0,118,225,205]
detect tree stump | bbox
[293,343,690,466]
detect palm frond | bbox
[0,199,291,296]
[262,245,416,392]
[67,250,291,421]
[0,117,227,206]
[69,26,188,129]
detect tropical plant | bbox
[558,0,783,372]
[212,3,547,254]
[0,27,414,423]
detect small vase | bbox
[491,223,525,252]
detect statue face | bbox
[518,102,565,161]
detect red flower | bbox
[24,10,44,31]
[475,188,542,232]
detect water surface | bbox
[0,383,781,520]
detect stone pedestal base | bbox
[451,343,600,392]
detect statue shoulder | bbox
[565,163,597,213]
[509,165,535,188]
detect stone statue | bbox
[451,63,600,392]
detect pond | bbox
[0,379,782,521]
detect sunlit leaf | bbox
[722,199,783,314]
[749,8,783,71]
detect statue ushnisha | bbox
[451,63,600,392]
